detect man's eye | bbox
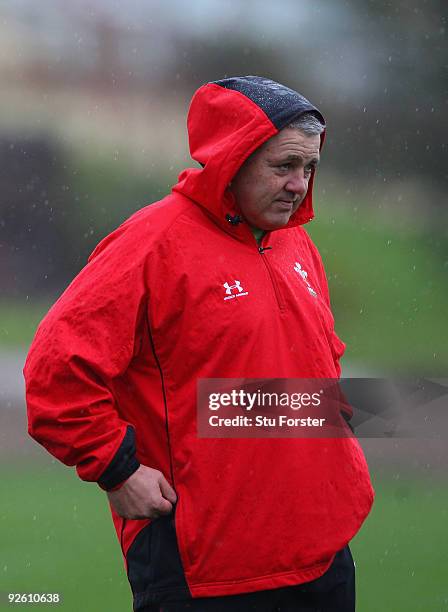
[278,163,291,171]
[304,166,314,177]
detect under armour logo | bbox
[223,280,249,301]
[224,281,243,295]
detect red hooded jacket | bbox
[24,77,374,609]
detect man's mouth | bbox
[276,199,297,210]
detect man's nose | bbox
[285,170,308,197]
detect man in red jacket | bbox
[25,76,373,611]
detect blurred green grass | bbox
[0,464,131,611]
[308,207,447,373]
[0,300,51,348]
[1,467,448,611]
[351,476,448,611]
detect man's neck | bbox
[250,226,266,245]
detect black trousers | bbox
[143,546,355,612]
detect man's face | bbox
[229,128,321,231]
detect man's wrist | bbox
[98,464,140,492]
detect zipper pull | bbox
[258,246,272,254]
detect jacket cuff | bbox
[97,425,140,491]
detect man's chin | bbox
[259,214,293,231]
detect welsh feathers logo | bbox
[293,262,317,297]
[223,280,249,301]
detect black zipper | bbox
[257,242,285,311]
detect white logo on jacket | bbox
[223,280,248,301]
[293,262,317,297]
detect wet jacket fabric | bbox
[24,76,374,610]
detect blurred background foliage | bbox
[0,1,447,611]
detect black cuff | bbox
[97,425,140,490]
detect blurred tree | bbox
[324,0,447,193]
[0,135,173,298]
[0,136,68,297]
[170,33,287,88]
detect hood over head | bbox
[173,76,325,237]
